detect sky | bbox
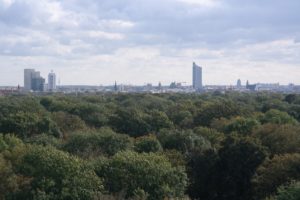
[0,0,300,86]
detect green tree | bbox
[224,117,260,135]
[110,108,151,137]
[261,109,298,125]
[253,153,300,199]
[64,128,133,157]
[253,124,300,155]
[193,126,225,149]
[194,100,247,127]
[187,149,219,200]
[15,145,103,200]
[0,111,61,138]
[158,129,211,153]
[134,135,162,153]
[274,181,300,200]
[51,111,87,136]
[215,136,267,200]
[94,151,187,200]
[146,110,173,132]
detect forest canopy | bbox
[0,92,300,200]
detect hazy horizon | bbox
[1,0,300,86]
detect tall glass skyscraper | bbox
[48,70,56,91]
[193,62,202,90]
[24,69,35,91]
[24,69,45,92]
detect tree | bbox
[0,111,61,138]
[215,136,267,200]
[146,110,173,132]
[194,100,247,127]
[187,149,220,200]
[51,111,87,137]
[64,128,133,157]
[260,109,298,125]
[193,126,225,149]
[157,129,211,153]
[93,151,187,200]
[134,135,162,153]
[253,153,300,199]
[284,94,297,104]
[253,124,300,155]
[15,145,103,200]
[109,108,151,137]
[273,181,300,200]
[224,117,260,135]
[0,134,30,200]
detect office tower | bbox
[48,70,56,91]
[237,79,242,88]
[24,69,35,91]
[193,62,203,90]
[31,77,45,91]
[24,69,45,92]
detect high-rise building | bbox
[31,77,45,91]
[193,62,203,90]
[24,69,35,91]
[48,70,56,91]
[237,79,242,88]
[24,69,45,92]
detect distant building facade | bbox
[24,69,45,92]
[24,69,35,91]
[237,79,242,88]
[193,62,203,90]
[48,70,56,91]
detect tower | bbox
[48,70,56,91]
[24,69,45,92]
[192,62,203,90]
[237,79,242,88]
[24,69,35,91]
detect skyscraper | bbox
[237,79,242,88]
[24,69,45,92]
[193,62,202,90]
[48,70,56,91]
[24,69,35,91]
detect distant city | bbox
[0,62,299,95]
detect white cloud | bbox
[87,31,125,40]
[0,0,14,9]
[0,0,300,86]
[177,0,219,7]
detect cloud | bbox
[0,0,300,85]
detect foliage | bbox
[0,111,61,138]
[274,181,300,200]
[214,136,267,200]
[1,92,300,200]
[134,135,162,153]
[51,111,87,136]
[253,124,300,155]
[224,117,260,135]
[253,153,300,199]
[260,109,298,125]
[194,100,248,126]
[158,129,211,153]
[109,108,151,137]
[93,151,187,200]
[15,145,103,200]
[193,126,225,148]
[64,128,133,157]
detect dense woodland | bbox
[0,92,300,200]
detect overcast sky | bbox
[0,0,300,86]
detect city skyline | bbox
[1,65,299,87]
[1,0,300,86]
